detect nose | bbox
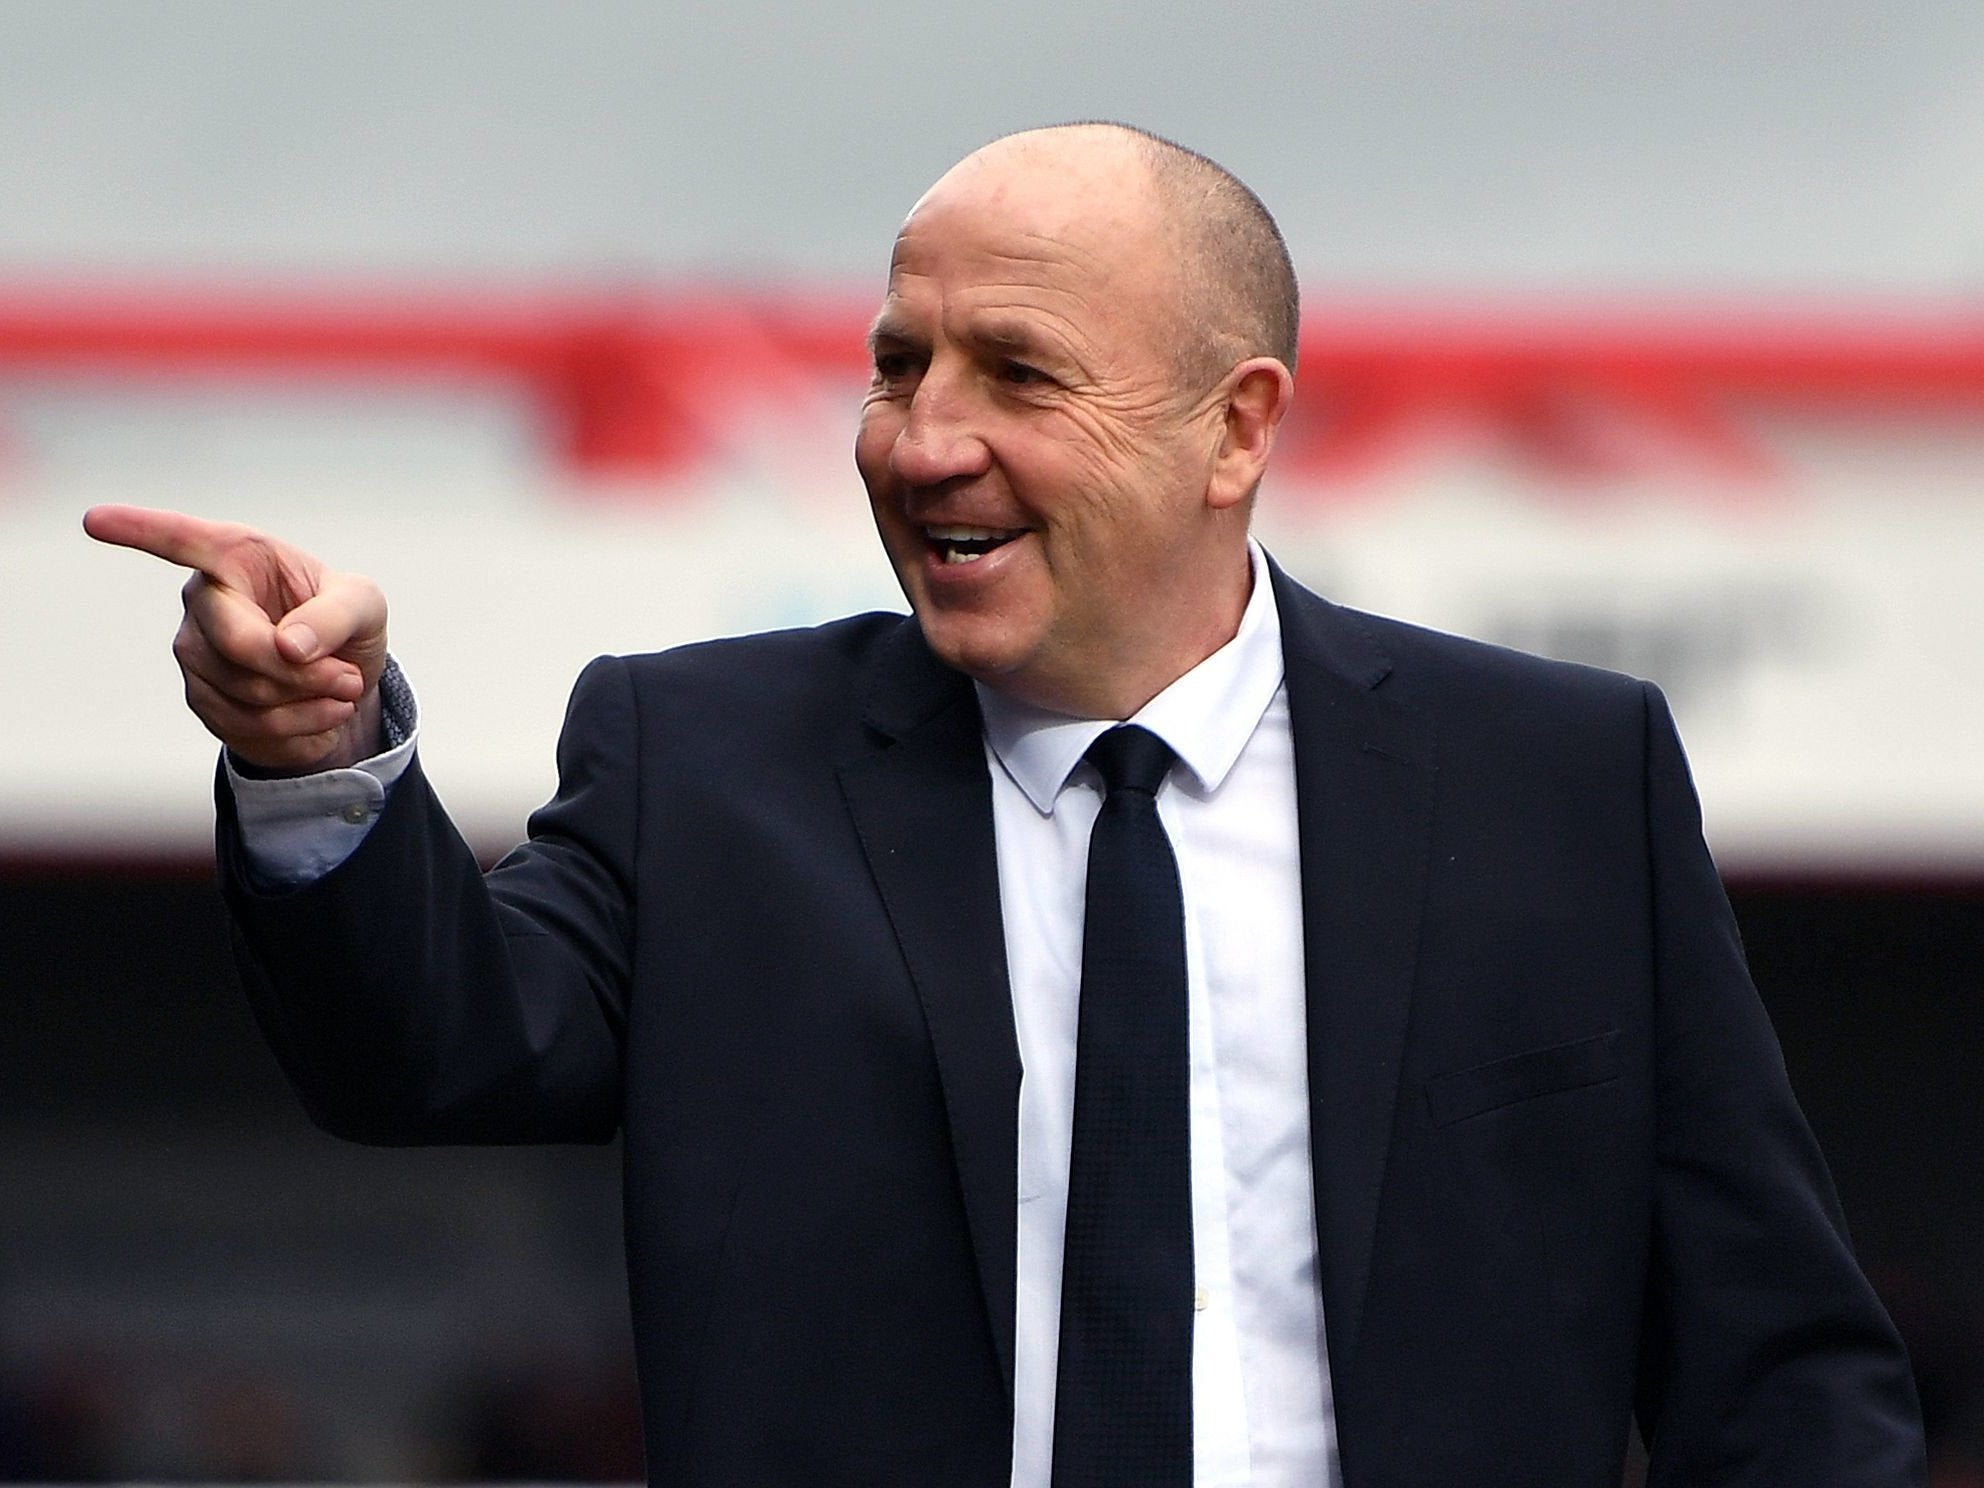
[888,372,991,488]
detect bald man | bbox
[90,125,1924,1487]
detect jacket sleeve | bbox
[218,654,639,1146]
[1632,682,1926,1484]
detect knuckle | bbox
[234,673,287,708]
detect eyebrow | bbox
[864,311,1070,367]
[866,314,917,353]
[974,321,1053,359]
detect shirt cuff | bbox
[226,658,420,887]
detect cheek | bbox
[1039,448,1190,554]
[1041,405,1191,508]
[1020,442,1146,536]
[854,405,900,485]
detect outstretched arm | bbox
[90,503,629,1143]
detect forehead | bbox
[874,146,1176,347]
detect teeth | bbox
[923,522,1025,567]
[925,524,1017,542]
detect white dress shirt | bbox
[981,544,1336,1488]
[229,547,1338,1486]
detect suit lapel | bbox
[1271,562,1435,1389]
[837,620,1021,1406]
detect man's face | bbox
[855,138,1248,719]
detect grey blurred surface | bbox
[2,0,1982,288]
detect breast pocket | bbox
[1424,1029,1622,1127]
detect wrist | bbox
[312,689,386,772]
[229,690,383,778]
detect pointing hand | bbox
[85,506,390,773]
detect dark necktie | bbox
[1051,724,1193,1488]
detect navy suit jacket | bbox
[220,562,1924,1486]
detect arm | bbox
[88,506,629,1144]
[219,655,636,1146]
[1633,683,1925,1484]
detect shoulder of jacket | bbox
[1333,601,1652,714]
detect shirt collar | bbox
[975,540,1286,815]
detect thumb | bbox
[274,571,388,677]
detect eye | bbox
[999,360,1049,386]
[871,348,923,386]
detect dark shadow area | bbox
[1732,882,1984,1483]
[1,867,1976,1479]
[0,869,639,1480]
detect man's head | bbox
[855,123,1299,719]
[1130,127,1301,392]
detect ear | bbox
[1206,358,1295,511]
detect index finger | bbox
[83,505,250,578]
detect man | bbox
[87,124,1924,1485]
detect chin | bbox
[912,611,1030,688]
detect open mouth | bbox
[923,524,1027,565]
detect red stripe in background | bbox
[4,286,1984,488]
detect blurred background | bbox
[2,0,1980,1481]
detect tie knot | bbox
[1085,725,1176,797]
